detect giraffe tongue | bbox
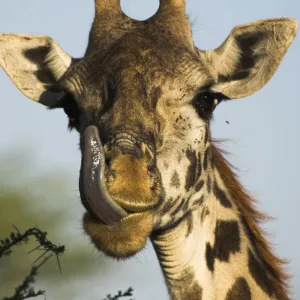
[80,125,128,225]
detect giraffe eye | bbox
[194,92,223,119]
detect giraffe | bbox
[0,0,298,299]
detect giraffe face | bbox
[58,29,223,258]
[0,1,297,259]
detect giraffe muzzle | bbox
[80,125,161,226]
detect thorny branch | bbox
[102,287,134,300]
[0,227,65,300]
[2,254,52,300]
[0,226,65,261]
[0,227,134,300]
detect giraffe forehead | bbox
[70,30,212,93]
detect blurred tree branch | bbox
[0,227,134,300]
[0,227,65,300]
[102,287,134,300]
[2,255,51,300]
[0,226,65,260]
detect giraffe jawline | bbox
[83,211,154,258]
[80,126,157,258]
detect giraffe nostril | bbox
[105,155,112,167]
[104,149,119,166]
[147,163,156,173]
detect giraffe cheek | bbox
[83,212,154,259]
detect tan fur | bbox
[107,154,161,212]
[0,34,71,104]
[209,19,298,99]
[94,0,121,13]
[83,212,154,258]
[44,42,72,80]
[160,0,186,9]
[212,143,290,300]
[201,41,242,79]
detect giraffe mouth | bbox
[79,125,160,225]
[79,125,157,258]
[79,125,128,225]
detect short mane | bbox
[211,142,291,300]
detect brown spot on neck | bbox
[226,277,251,300]
[212,142,290,299]
[168,267,203,300]
[185,149,197,191]
[170,170,180,188]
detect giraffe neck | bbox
[151,146,289,300]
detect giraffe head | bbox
[0,0,297,259]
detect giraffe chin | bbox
[83,211,154,259]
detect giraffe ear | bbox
[200,18,298,99]
[0,34,73,106]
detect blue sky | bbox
[0,0,299,299]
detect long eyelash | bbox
[193,91,228,121]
